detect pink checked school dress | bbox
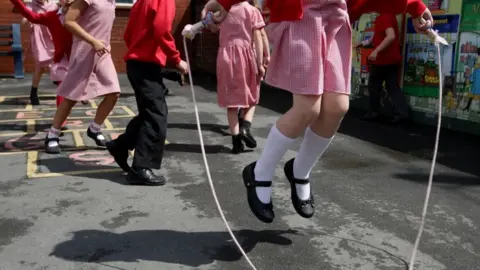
[265,0,352,96]
[27,0,56,66]
[216,1,266,108]
[56,0,120,101]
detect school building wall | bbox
[0,0,193,74]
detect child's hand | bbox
[91,39,109,56]
[176,60,189,75]
[263,56,270,67]
[258,65,266,78]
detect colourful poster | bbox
[403,14,459,97]
[454,0,480,116]
[350,13,381,99]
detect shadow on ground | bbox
[50,229,297,267]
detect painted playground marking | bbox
[0,95,169,178]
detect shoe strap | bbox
[292,178,310,185]
[250,179,272,188]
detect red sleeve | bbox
[151,0,181,65]
[10,0,50,25]
[217,0,242,11]
[375,14,394,33]
[348,0,426,23]
[406,0,427,18]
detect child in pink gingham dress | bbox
[26,0,57,105]
[216,0,265,154]
[44,0,120,154]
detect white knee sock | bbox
[293,127,333,200]
[254,125,297,203]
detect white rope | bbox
[182,37,259,270]
[408,41,443,270]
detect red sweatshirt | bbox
[217,0,426,23]
[124,0,181,66]
[10,0,72,63]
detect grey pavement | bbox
[0,74,479,270]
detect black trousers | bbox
[116,60,168,169]
[368,64,409,117]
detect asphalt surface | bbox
[0,75,479,270]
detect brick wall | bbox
[0,0,192,74]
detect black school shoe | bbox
[45,136,60,154]
[30,93,40,106]
[242,162,274,223]
[87,127,107,147]
[106,140,130,172]
[284,158,315,218]
[231,134,244,154]
[127,167,166,186]
[240,120,257,148]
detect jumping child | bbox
[215,0,265,153]
[24,0,57,105]
[44,0,121,154]
[202,0,433,223]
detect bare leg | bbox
[227,107,240,135]
[52,99,76,129]
[243,106,256,122]
[93,93,120,125]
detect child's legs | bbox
[255,94,321,178]
[242,106,256,122]
[52,99,76,129]
[227,108,240,135]
[93,93,120,126]
[276,94,322,138]
[310,92,349,137]
[32,63,44,89]
[253,94,321,203]
[56,95,67,127]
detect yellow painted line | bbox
[0,94,56,98]
[72,131,85,147]
[0,127,126,137]
[0,151,26,156]
[0,105,128,113]
[89,100,98,109]
[26,119,35,133]
[0,115,132,123]
[123,106,136,116]
[26,151,38,178]
[103,119,114,129]
[28,168,122,178]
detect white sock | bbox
[293,128,333,200]
[47,127,60,148]
[89,122,105,141]
[254,125,297,203]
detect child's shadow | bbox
[49,229,297,267]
